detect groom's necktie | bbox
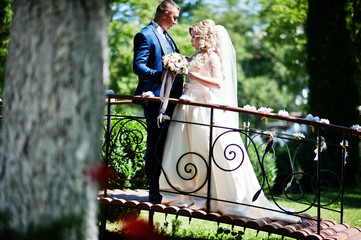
[163,30,176,52]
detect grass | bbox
[142,213,294,240]
[276,187,361,227]
[106,187,361,239]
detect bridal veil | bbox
[213,25,239,128]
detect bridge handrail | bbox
[106,94,361,136]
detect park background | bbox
[0,0,360,239]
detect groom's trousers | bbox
[143,102,172,199]
[141,76,183,201]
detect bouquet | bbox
[158,53,189,127]
[162,52,190,75]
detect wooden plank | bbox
[97,189,360,240]
[323,227,361,240]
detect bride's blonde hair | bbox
[189,19,222,74]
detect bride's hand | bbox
[189,72,221,89]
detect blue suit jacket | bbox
[133,21,183,100]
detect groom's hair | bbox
[156,0,179,16]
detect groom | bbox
[133,0,183,203]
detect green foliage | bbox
[110,0,158,25]
[170,218,182,236]
[216,227,244,240]
[257,0,308,93]
[103,111,147,189]
[108,20,140,94]
[107,0,158,95]
[159,218,244,240]
[0,0,13,97]
[272,140,304,194]
[238,76,294,112]
[247,138,278,191]
[180,0,215,25]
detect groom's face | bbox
[163,8,179,30]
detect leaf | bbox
[252,189,262,202]
[264,139,273,155]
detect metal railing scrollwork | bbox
[102,94,361,235]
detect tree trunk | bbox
[0,0,109,239]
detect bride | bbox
[159,19,301,223]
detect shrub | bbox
[103,111,147,189]
[247,137,278,191]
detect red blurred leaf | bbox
[121,215,164,240]
[87,164,117,184]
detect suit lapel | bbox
[149,23,169,55]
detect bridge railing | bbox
[102,94,361,234]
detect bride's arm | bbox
[189,52,222,89]
[188,72,221,89]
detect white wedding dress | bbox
[159,26,300,224]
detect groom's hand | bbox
[161,71,175,82]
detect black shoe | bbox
[149,192,162,204]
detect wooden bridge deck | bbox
[98,189,361,240]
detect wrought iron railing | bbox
[102,94,361,234]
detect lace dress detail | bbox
[181,52,221,103]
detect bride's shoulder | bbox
[209,51,218,57]
[209,52,221,64]
[209,51,220,59]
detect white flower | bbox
[257,107,273,114]
[142,91,155,97]
[180,95,192,101]
[278,109,289,116]
[340,140,349,148]
[243,121,250,128]
[264,130,276,139]
[318,118,330,124]
[305,114,320,122]
[314,136,326,161]
[243,104,257,111]
[351,124,361,130]
[305,114,313,120]
[340,140,349,165]
[293,133,305,139]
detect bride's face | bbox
[190,29,200,51]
